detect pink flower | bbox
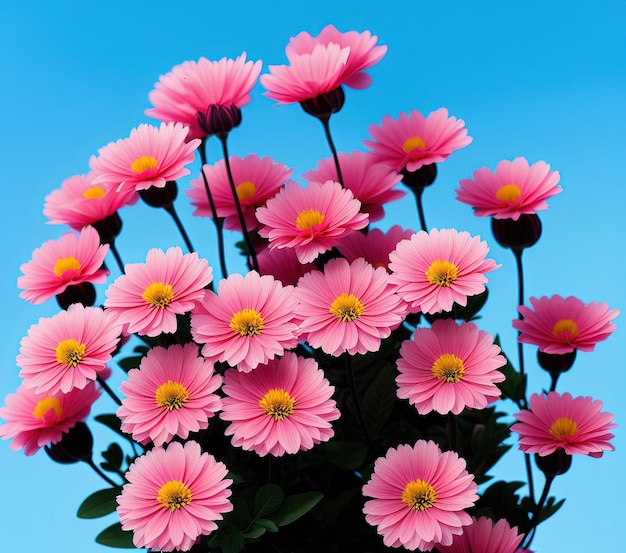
[388,228,500,314]
[363,440,478,551]
[256,180,368,264]
[0,382,101,456]
[261,25,386,104]
[337,225,415,270]
[146,54,262,140]
[104,247,212,337]
[456,158,562,220]
[117,343,222,446]
[434,516,524,553]
[396,319,506,415]
[219,352,340,456]
[256,245,316,286]
[18,226,109,304]
[511,392,616,458]
[512,295,619,354]
[365,108,472,173]
[187,154,293,231]
[117,440,232,551]
[303,151,405,221]
[90,122,200,194]
[191,271,300,373]
[294,257,406,356]
[17,304,121,394]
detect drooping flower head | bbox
[117,343,222,446]
[104,247,212,337]
[388,228,500,314]
[513,295,618,354]
[337,225,415,270]
[365,108,472,173]
[456,158,562,220]
[191,271,300,373]
[0,381,101,456]
[363,440,478,551]
[511,391,616,458]
[18,226,109,305]
[434,516,525,553]
[220,352,340,456]
[117,440,233,551]
[396,319,506,415]
[295,257,405,356]
[256,180,368,264]
[17,304,121,394]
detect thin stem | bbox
[522,475,555,550]
[319,116,344,186]
[344,353,369,443]
[85,457,120,488]
[163,203,195,253]
[549,371,560,392]
[524,452,536,506]
[108,241,125,274]
[96,375,122,407]
[414,187,428,232]
[513,249,526,378]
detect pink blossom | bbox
[256,245,316,286]
[434,516,524,553]
[337,225,415,270]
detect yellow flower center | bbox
[552,319,579,339]
[402,479,437,511]
[259,388,295,420]
[549,417,579,440]
[142,282,174,309]
[53,256,81,278]
[32,397,63,420]
[236,180,257,201]
[425,259,459,287]
[55,339,86,367]
[402,135,426,153]
[82,186,107,199]
[431,353,465,383]
[296,209,325,230]
[155,380,189,410]
[130,155,158,175]
[330,293,365,322]
[496,183,522,202]
[230,308,264,337]
[157,480,193,512]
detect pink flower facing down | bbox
[187,154,293,231]
[303,151,405,222]
[146,54,262,140]
[18,226,109,304]
[512,295,619,354]
[104,247,212,337]
[256,245,316,286]
[191,271,300,373]
[90,122,200,194]
[0,381,101,456]
[365,108,472,173]
[17,304,121,394]
[511,391,616,458]
[117,440,233,551]
[220,352,340,456]
[256,180,368,264]
[363,440,478,551]
[389,228,500,315]
[456,158,562,220]
[294,257,406,357]
[434,516,524,553]
[396,319,506,415]
[337,225,415,271]
[117,343,222,447]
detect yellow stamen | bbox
[496,183,522,202]
[236,180,257,201]
[230,308,264,337]
[32,397,63,420]
[259,388,295,420]
[155,380,189,410]
[82,186,107,199]
[55,339,86,367]
[402,135,426,153]
[53,256,81,278]
[296,209,325,230]
[142,282,174,309]
[157,480,192,511]
[329,293,365,322]
[549,417,579,440]
[402,479,437,511]
[425,259,459,287]
[552,319,579,339]
[432,353,465,383]
[130,155,158,175]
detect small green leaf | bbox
[100,442,124,472]
[95,522,135,548]
[242,526,266,539]
[254,484,284,518]
[117,355,144,373]
[77,487,122,519]
[254,518,278,532]
[536,496,566,524]
[221,532,245,553]
[271,492,323,527]
[362,364,396,437]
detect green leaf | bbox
[494,335,527,405]
[362,363,396,438]
[254,484,284,518]
[325,440,367,470]
[95,522,135,548]
[100,442,123,472]
[536,496,566,524]
[271,492,323,527]
[117,355,144,373]
[77,487,122,519]
[242,526,266,539]
[221,532,245,553]
[95,414,124,437]
[254,518,279,532]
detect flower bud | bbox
[139,180,178,208]
[56,282,97,310]
[45,421,94,464]
[537,349,577,374]
[300,86,345,119]
[401,163,438,191]
[491,214,542,252]
[534,449,572,478]
[198,104,242,137]
[92,212,122,245]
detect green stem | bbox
[85,457,120,488]
[96,375,121,407]
[163,202,195,253]
[319,116,344,186]
[108,240,125,274]
[414,186,428,232]
[522,475,555,550]
[513,249,526,379]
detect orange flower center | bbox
[236,180,257,201]
[330,293,365,322]
[432,353,465,383]
[552,319,579,339]
[157,480,192,511]
[230,308,264,337]
[549,417,579,440]
[142,282,174,309]
[496,183,521,202]
[402,479,437,511]
[296,209,325,230]
[82,186,107,199]
[155,380,189,410]
[32,397,63,420]
[53,256,81,278]
[130,155,158,176]
[55,339,86,367]
[402,135,426,153]
[425,259,459,287]
[259,388,295,420]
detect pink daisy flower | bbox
[17,304,121,394]
[388,228,500,314]
[456,158,562,220]
[146,54,262,140]
[219,352,340,456]
[117,343,222,446]
[187,154,293,231]
[90,122,201,194]
[256,245,316,286]
[434,516,524,553]
[396,319,506,415]
[117,440,232,551]
[0,381,101,456]
[294,257,406,357]
[191,271,299,373]
[256,180,368,264]
[104,246,212,337]
[18,226,109,305]
[364,108,472,173]
[363,440,478,551]
[511,391,616,458]
[337,225,415,270]
[303,151,405,222]
[512,295,619,354]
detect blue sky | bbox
[1,1,624,551]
